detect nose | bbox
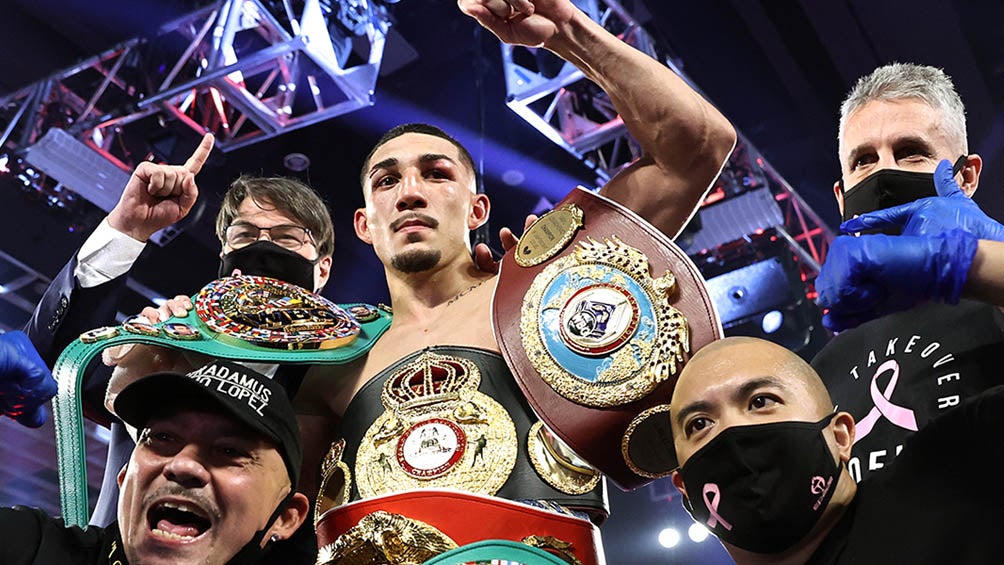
[163,444,211,489]
[256,228,273,242]
[395,170,428,212]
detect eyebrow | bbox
[674,375,789,429]
[367,153,458,179]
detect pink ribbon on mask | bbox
[854,359,918,443]
[702,483,733,531]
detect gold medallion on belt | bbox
[355,351,518,498]
[521,236,690,408]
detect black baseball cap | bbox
[114,359,302,489]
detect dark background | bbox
[2,1,1003,562]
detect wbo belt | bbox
[52,275,392,527]
[315,489,603,565]
[492,187,722,490]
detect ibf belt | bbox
[315,489,603,565]
[51,275,392,527]
[493,188,722,490]
[353,350,518,498]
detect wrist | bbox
[940,230,978,304]
[106,211,150,243]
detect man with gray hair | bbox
[810,62,1004,482]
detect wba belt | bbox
[52,275,391,527]
[493,187,723,490]
[315,489,604,565]
[332,346,609,522]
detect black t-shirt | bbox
[808,384,1004,564]
[0,508,126,564]
[811,300,1004,482]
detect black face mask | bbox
[219,241,318,291]
[840,155,968,233]
[678,413,840,555]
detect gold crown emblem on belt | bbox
[355,351,518,498]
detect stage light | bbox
[658,527,681,548]
[761,309,783,334]
[688,523,710,543]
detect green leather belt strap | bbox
[52,277,391,526]
[423,539,571,565]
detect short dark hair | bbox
[215,175,335,258]
[359,123,477,190]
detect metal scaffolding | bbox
[0,0,391,217]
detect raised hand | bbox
[0,331,57,428]
[107,133,214,242]
[458,0,577,48]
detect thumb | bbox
[934,159,964,198]
[15,404,48,428]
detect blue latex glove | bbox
[0,331,57,428]
[816,229,978,331]
[840,159,1004,241]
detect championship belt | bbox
[52,275,392,527]
[352,350,519,499]
[314,489,602,565]
[492,188,722,490]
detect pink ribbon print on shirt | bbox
[853,359,918,443]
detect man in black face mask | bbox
[669,336,1004,564]
[25,147,336,561]
[809,63,1004,483]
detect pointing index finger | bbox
[183,133,215,174]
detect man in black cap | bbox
[0,359,309,564]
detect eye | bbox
[895,146,929,162]
[749,394,779,410]
[216,445,251,459]
[374,175,398,189]
[138,429,181,455]
[140,429,173,444]
[425,168,449,180]
[684,416,712,437]
[852,153,877,170]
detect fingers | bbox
[183,132,215,174]
[138,296,191,323]
[133,162,194,200]
[839,200,923,233]
[934,159,964,198]
[523,213,538,232]
[139,306,163,323]
[499,227,519,252]
[474,242,501,274]
[164,295,194,318]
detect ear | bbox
[263,492,310,546]
[469,193,490,231]
[353,208,373,245]
[959,153,983,197]
[314,255,333,293]
[670,469,689,501]
[117,463,128,488]
[833,180,845,217]
[830,411,856,463]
